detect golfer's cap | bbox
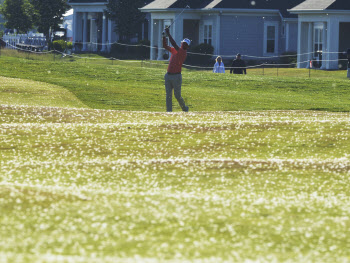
[181,38,191,46]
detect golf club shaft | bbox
[164,6,189,32]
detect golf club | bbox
[163,5,190,33]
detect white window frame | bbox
[263,21,279,56]
[203,22,213,46]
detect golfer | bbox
[230,53,247,75]
[163,27,190,112]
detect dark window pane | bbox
[267,40,275,53]
[267,26,275,39]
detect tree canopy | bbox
[31,0,69,39]
[106,0,151,42]
[0,0,34,33]
[0,0,68,38]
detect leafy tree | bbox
[105,0,151,42]
[0,0,34,33]
[30,0,69,45]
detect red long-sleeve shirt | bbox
[163,37,187,74]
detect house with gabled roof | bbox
[140,0,305,61]
[68,0,151,52]
[289,0,350,69]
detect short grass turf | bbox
[0,76,88,108]
[1,53,350,262]
[0,53,350,112]
[1,105,350,262]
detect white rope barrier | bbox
[71,40,348,59]
[5,43,55,54]
[3,41,348,71]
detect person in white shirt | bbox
[213,56,225,73]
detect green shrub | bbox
[66,42,73,50]
[52,40,68,52]
[111,39,150,59]
[279,52,297,68]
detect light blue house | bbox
[68,0,151,52]
[140,0,305,61]
[289,0,350,69]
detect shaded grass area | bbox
[0,52,350,112]
[1,105,350,262]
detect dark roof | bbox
[69,0,107,3]
[169,0,212,9]
[291,0,350,11]
[212,0,305,17]
[142,0,305,18]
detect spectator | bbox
[347,48,350,79]
[213,56,225,73]
[230,53,246,75]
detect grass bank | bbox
[0,53,349,112]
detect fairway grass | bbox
[1,105,350,262]
[1,54,350,112]
[0,76,88,109]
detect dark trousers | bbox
[164,73,187,112]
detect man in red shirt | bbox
[163,27,191,112]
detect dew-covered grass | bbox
[1,105,350,262]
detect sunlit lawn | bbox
[1,52,350,262]
[1,105,350,262]
[1,50,350,112]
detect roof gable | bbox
[291,0,336,10]
[142,0,305,17]
[69,0,107,3]
[290,0,350,11]
[142,0,178,9]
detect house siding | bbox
[287,22,298,52]
[219,15,280,58]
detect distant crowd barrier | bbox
[1,41,349,79]
[2,33,47,50]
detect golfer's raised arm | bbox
[163,36,171,52]
[165,27,179,51]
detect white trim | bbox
[297,20,302,68]
[73,11,78,44]
[263,21,279,56]
[150,18,154,60]
[289,10,350,14]
[286,22,289,51]
[320,21,327,69]
[69,2,107,6]
[216,14,221,55]
[203,21,213,46]
[307,22,313,67]
[101,14,107,52]
[82,12,88,51]
[157,20,163,60]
